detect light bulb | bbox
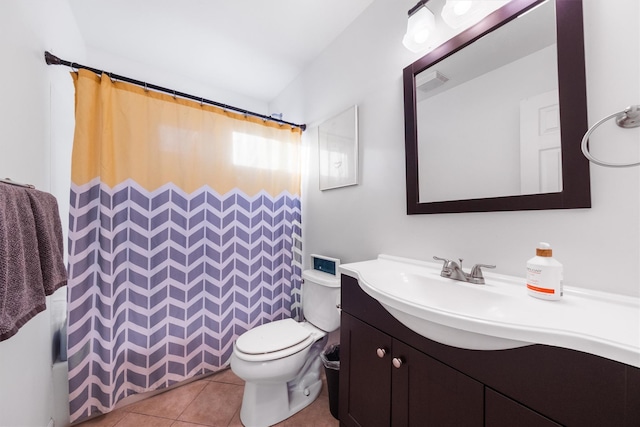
[414,28,430,44]
[402,5,436,53]
[441,0,502,29]
[453,1,473,16]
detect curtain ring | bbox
[173,90,177,99]
[200,97,204,107]
[144,82,148,92]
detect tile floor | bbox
[75,369,339,427]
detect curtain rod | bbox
[44,51,306,131]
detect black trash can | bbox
[321,344,340,420]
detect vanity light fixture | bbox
[402,0,436,53]
[402,0,511,53]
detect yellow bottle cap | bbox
[536,242,552,257]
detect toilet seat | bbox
[234,319,316,362]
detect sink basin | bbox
[340,254,640,368]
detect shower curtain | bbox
[66,69,302,423]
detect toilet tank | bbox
[301,255,341,332]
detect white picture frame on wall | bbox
[318,105,359,191]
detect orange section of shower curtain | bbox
[71,69,301,196]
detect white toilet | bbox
[230,255,341,427]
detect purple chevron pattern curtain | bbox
[66,70,303,423]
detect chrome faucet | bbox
[433,256,495,285]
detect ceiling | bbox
[68,0,375,104]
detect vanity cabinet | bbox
[485,389,561,427]
[339,274,640,427]
[341,314,483,427]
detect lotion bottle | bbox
[526,242,563,300]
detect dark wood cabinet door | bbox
[486,388,562,427]
[340,313,393,427]
[391,340,484,426]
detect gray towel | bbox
[26,188,67,296]
[0,183,67,341]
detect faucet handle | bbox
[469,263,496,284]
[433,256,459,269]
[433,256,450,265]
[433,256,454,277]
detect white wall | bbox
[272,0,640,297]
[0,1,84,426]
[82,48,270,117]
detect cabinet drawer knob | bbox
[376,348,387,358]
[392,357,404,368]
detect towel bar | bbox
[581,105,640,168]
[0,178,35,189]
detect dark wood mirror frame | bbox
[403,0,590,214]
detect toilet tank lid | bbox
[302,269,340,288]
[235,318,311,355]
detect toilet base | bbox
[238,338,327,427]
[239,375,323,427]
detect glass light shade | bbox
[441,0,489,29]
[402,6,436,53]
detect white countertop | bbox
[340,254,640,368]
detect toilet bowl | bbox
[230,255,341,427]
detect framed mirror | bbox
[403,0,590,214]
